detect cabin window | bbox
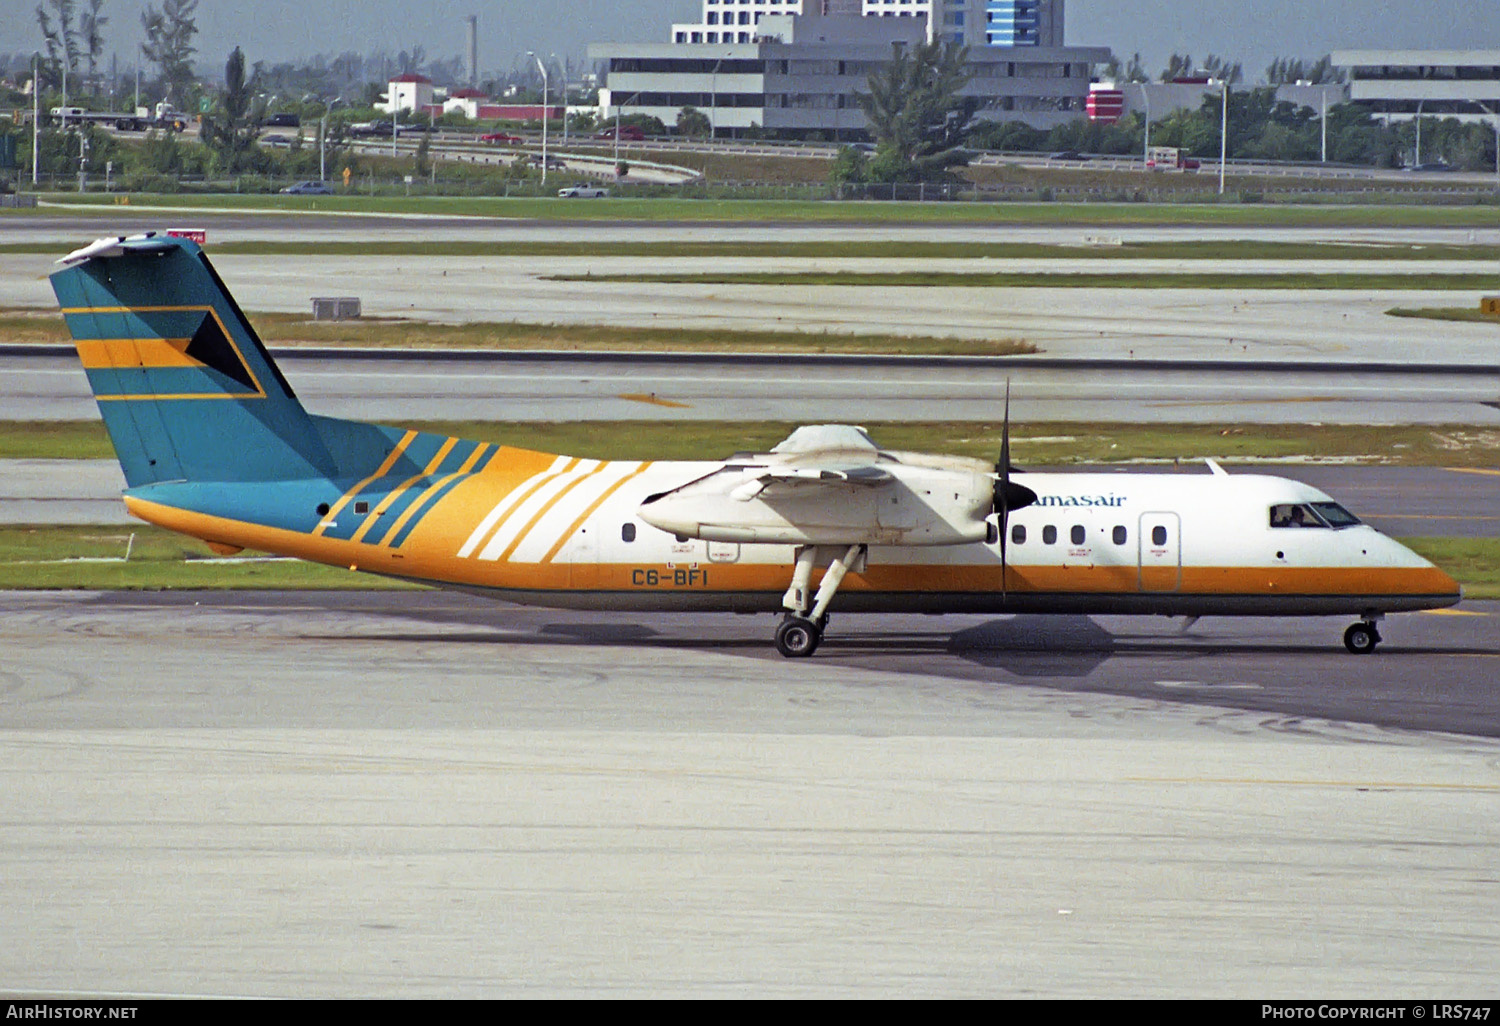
[1270,504,1330,529]
[354,501,369,515]
[622,522,636,542]
[1070,525,1086,545]
[986,520,999,545]
[1152,525,1168,546]
[1042,525,1057,545]
[1310,502,1361,528]
[1011,524,1026,545]
[1113,525,1127,545]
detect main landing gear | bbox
[775,543,866,658]
[1343,617,1383,655]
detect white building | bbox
[380,73,434,114]
[671,0,1063,46]
[594,9,1108,138]
[1335,50,1500,122]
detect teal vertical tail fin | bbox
[49,233,335,487]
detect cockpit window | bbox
[1310,502,1360,528]
[1270,503,1329,529]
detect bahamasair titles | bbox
[51,234,1460,657]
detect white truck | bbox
[40,102,190,132]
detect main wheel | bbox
[1343,622,1380,655]
[775,616,822,658]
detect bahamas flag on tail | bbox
[50,233,337,487]
[49,234,499,554]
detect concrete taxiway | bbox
[0,590,1496,997]
[3,348,1498,424]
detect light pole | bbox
[1414,99,1426,166]
[1477,101,1500,191]
[1212,77,1229,196]
[31,52,40,188]
[614,91,640,163]
[527,51,549,185]
[558,57,568,145]
[710,57,724,140]
[1141,84,1151,166]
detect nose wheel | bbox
[775,543,864,657]
[1343,621,1382,654]
[775,615,823,658]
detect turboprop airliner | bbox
[50,234,1461,657]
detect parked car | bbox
[1179,158,1201,171]
[1409,161,1454,172]
[595,125,644,141]
[557,183,609,198]
[280,180,334,195]
[1050,150,1090,161]
[480,132,522,144]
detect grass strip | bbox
[1387,306,1500,325]
[547,270,1500,290]
[8,240,1500,261]
[27,195,1500,227]
[0,524,1492,598]
[0,308,1035,356]
[7,420,1498,468]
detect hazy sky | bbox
[7,1,1499,81]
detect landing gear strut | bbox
[1343,619,1382,655]
[775,543,865,658]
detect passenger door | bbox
[1138,512,1182,592]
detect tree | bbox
[35,1,80,91]
[80,0,106,87]
[858,39,978,182]
[827,144,869,185]
[676,105,711,137]
[141,0,198,101]
[200,47,263,173]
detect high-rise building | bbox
[671,0,1065,47]
[594,6,1107,138]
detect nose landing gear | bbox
[775,543,865,658]
[1343,619,1383,655]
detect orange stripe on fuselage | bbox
[541,462,655,564]
[313,429,419,537]
[122,495,1460,603]
[351,436,459,545]
[375,442,492,548]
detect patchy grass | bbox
[0,307,1034,356]
[547,270,1500,290]
[0,524,419,590]
[10,239,1500,261]
[33,194,1500,227]
[1387,306,1500,324]
[1399,537,1500,599]
[1,524,1493,595]
[10,420,1498,467]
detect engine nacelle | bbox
[638,464,994,547]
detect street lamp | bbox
[31,52,40,188]
[1210,77,1229,196]
[1414,99,1426,167]
[1141,85,1151,166]
[527,51,549,185]
[615,91,641,163]
[710,57,724,140]
[1476,101,1500,191]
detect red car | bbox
[480,132,522,144]
[595,125,644,141]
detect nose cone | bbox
[1388,536,1463,607]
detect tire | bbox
[1343,623,1380,655]
[775,616,822,659]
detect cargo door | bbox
[1138,512,1181,592]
